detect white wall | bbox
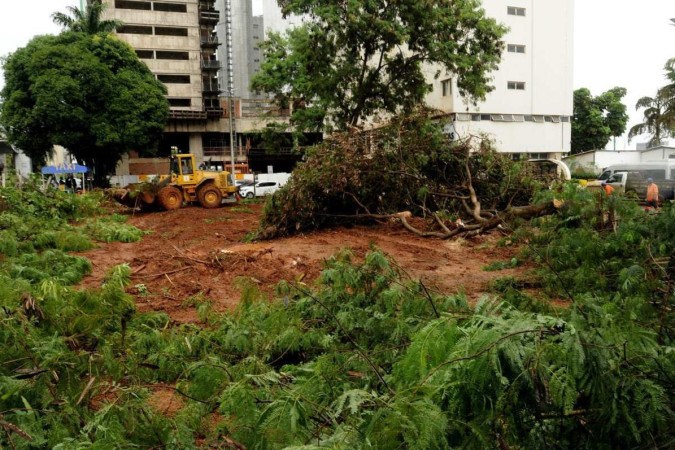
[640,146,675,161]
[563,150,641,174]
[454,119,571,155]
[426,0,574,155]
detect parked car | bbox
[239,181,281,198]
[235,180,254,189]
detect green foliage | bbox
[51,0,121,35]
[1,179,673,448]
[572,87,629,153]
[259,111,542,238]
[252,0,506,130]
[483,257,519,271]
[0,29,169,185]
[83,215,144,243]
[628,90,675,147]
[628,57,675,146]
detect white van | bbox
[598,161,675,181]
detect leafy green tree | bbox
[628,58,675,148]
[51,0,121,34]
[0,32,168,185]
[251,0,506,131]
[571,87,628,153]
[660,57,675,134]
[628,90,675,148]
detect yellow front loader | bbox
[113,153,239,210]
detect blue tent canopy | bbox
[41,163,88,175]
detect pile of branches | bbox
[260,111,553,239]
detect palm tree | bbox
[628,89,675,147]
[52,1,121,34]
[661,58,675,133]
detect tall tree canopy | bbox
[251,0,506,131]
[628,90,675,148]
[0,32,168,185]
[628,58,675,148]
[660,57,675,134]
[571,87,628,153]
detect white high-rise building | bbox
[425,1,574,158]
[261,0,574,158]
[216,0,263,99]
[261,0,307,35]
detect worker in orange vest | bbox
[646,178,659,209]
[601,180,615,196]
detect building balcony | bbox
[206,108,224,119]
[200,60,221,70]
[240,99,292,118]
[203,82,221,94]
[198,0,216,8]
[169,109,207,120]
[199,9,220,24]
[200,35,220,47]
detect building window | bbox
[507,81,525,90]
[115,1,151,10]
[507,44,526,53]
[507,6,526,16]
[168,98,191,107]
[118,25,153,35]
[155,27,188,36]
[135,50,154,59]
[158,74,191,84]
[560,116,570,122]
[441,78,452,97]
[529,152,549,159]
[153,2,188,12]
[156,51,189,60]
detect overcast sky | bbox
[1,0,673,149]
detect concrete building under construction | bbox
[102,0,307,178]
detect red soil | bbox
[78,202,528,323]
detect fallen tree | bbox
[259,111,555,239]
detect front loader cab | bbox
[171,154,197,185]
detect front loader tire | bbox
[198,185,223,208]
[157,186,183,210]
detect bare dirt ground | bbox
[78,202,528,323]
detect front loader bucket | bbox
[110,188,156,209]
